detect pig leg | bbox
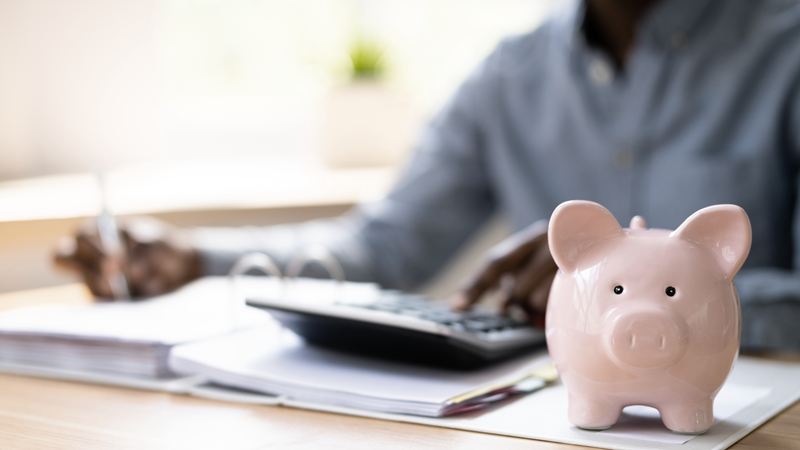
[568,394,622,430]
[659,398,714,434]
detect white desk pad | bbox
[187,355,800,450]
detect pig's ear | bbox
[548,201,623,273]
[671,205,751,279]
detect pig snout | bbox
[603,307,688,370]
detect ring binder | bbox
[227,247,347,308]
[228,253,283,327]
[285,245,345,282]
[228,253,283,279]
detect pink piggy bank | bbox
[545,200,751,434]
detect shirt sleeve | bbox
[733,82,800,351]
[192,49,503,291]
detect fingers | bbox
[451,219,558,326]
[496,273,518,312]
[125,233,201,298]
[501,261,555,320]
[75,233,105,265]
[509,242,557,304]
[454,226,549,311]
[55,254,115,299]
[54,221,135,299]
[54,236,80,272]
[528,268,556,314]
[455,256,514,309]
[54,234,116,298]
[54,216,200,300]
[128,241,169,297]
[55,230,106,273]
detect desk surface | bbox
[0,158,396,223]
[0,285,798,450]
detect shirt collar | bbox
[566,0,716,51]
[638,0,715,49]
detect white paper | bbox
[0,276,293,376]
[0,359,204,393]
[170,326,552,416]
[599,383,773,444]
[0,277,275,344]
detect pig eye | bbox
[613,285,624,295]
[665,286,676,297]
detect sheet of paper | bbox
[599,383,773,444]
[0,276,332,344]
[0,359,204,393]
[355,356,800,450]
[0,276,282,376]
[170,326,552,411]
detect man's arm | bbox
[194,54,504,291]
[732,83,800,351]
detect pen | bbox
[95,170,131,300]
[446,363,559,405]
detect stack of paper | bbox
[170,326,553,417]
[0,277,274,377]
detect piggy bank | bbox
[545,200,751,434]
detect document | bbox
[170,326,553,416]
[0,277,272,377]
[600,383,772,443]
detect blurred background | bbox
[0,0,558,294]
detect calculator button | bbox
[397,309,425,318]
[421,311,467,323]
[461,320,496,331]
[364,304,401,313]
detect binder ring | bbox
[228,253,283,279]
[227,253,283,328]
[285,245,345,282]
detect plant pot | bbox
[320,80,418,168]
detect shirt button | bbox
[614,148,632,169]
[589,60,613,86]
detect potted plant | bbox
[320,35,418,168]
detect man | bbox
[58,0,800,350]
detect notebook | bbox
[169,325,555,417]
[0,276,272,377]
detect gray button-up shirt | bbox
[195,0,800,350]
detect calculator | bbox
[246,288,546,369]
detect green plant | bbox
[347,36,385,80]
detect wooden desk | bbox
[0,285,798,450]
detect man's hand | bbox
[54,216,202,299]
[451,220,557,323]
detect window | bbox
[0,0,556,181]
